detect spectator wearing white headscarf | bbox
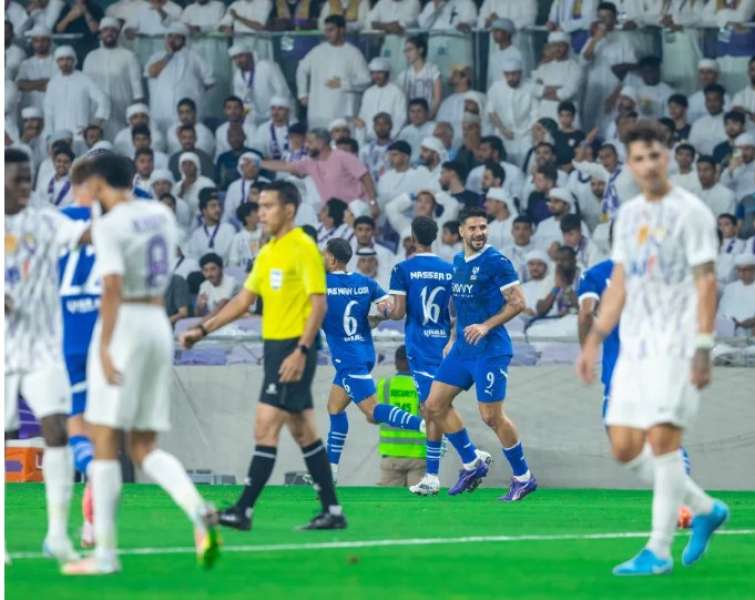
[223,151,270,226]
[172,152,215,222]
[717,253,755,337]
[532,187,589,252]
[219,0,273,33]
[533,31,583,124]
[124,0,182,36]
[229,45,292,126]
[483,187,516,249]
[114,103,167,156]
[251,96,295,160]
[15,25,55,112]
[356,58,407,141]
[520,249,554,316]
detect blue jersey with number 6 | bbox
[58,206,100,356]
[324,272,388,369]
[389,253,452,367]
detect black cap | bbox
[387,140,412,156]
[288,122,307,135]
[198,187,220,203]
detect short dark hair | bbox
[131,124,151,139]
[177,97,197,112]
[536,164,559,182]
[236,201,258,223]
[84,124,102,135]
[513,215,533,228]
[411,216,438,246]
[536,141,556,154]
[353,215,375,230]
[5,147,30,164]
[703,83,725,98]
[336,137,359,155]
[480,135,504,158]
[53,147,75,162]
[458,206,487,224]
[178,124,196,136]
[199,252,223,269]
[301,224,318,241]
[224,95,243,107]
[199,189,220,212]
[134,147,154,160]
[668,93,688,108]
[658,117,675,132]
[597,1,617,15]
[326,237,352,264]
[406,35,427,58]
[324,14,346,28]
[557,100,576,115]
[325,197,348,226]
[395,344,407,364]
[86,153,133,189]
[263,180,301,209]
[623,119,669,150]
[483,160,505,183]
[442,220,460,236]
[408,97,430,112]
[675,143,696,157]
[159,192,176,208]
[697,154,716,168]
[718,212,737,226]
[557,245,577,258]
[724,110,746,125]
[560,214,582,233]
[442,160,468,183]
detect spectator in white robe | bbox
[533,187,589,253]
[355,58,407,141]
[687,59,733,124]
[486,56,536,167]
[318,0,370,32]
[45,145,74,207]
[357,112,394,184]
[165,97,215,156]
[397,98,436,164]
[229,44,292,127]
[133,147,156,197]
[560,213,600,270]
[5,22,27,82]
[5,79,21,144]
[484,187,515,249]
[395,36,442,119]
[486,18,524,90]
[700,0,755,94]
[219,0,272,33]
[570,160,608,232]
[106,0,147,22]
[228,201,263,269]
[716,213,744,284]
[6,0,31,35]
[82,17,143,140]
[124,0,182,37]
[34,129,72,197]
[214,96,255,160]
[186,189,237,263]
[172,152,215,221]
[466,135,524,200]
[477,0,536,74]
[533,31,583,124]
[669,142,701,193]
[418,0,476,32]
[689,84,729,156]
[347,215,396,279]
[520,249,554,316]
[252,96,295,160]
[181,0,225,33]
[132,124,169,169]
[436,66,482,146]
[721,132,755,201]
[114,103,166,156]
[579,3,637,132]
[366,0,421,77]
[152,169,193,231]
[624,55,673,120]
[717,253,755,337]
[696,155,736,218]
[296,15,370,128]
[503,216,537,281]
[223,152,270,225]
[144,22,215,133]
[17,106,47,168]
[732,57,755,127]
[28,0,65,30]
[43,45,109,141]
[15,25,54,112]
[545,0,598,52]
[376,140,432,207]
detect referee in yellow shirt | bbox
[180,180,345,531]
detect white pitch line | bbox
[9,529,755,561]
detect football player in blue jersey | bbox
[387,216,456,496]
[426,206,538,501]
[323,238,426,482]
[59,159,101,547]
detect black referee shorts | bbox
[259,338,317,413]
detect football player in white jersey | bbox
[5,148,90,562]
[62,154,220,575]
[577,121,729,577]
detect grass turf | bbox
[5,484,755,600]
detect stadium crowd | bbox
[5,0,755,338]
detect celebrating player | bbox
[425,207,538,500]
[180,180,345,531]
[577,120,728,576]
[386,216,455,496]
[63,154,220,575]
[5,148,91,562]
[322,238,425,482]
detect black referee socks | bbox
[301,440,340,513]
[237,445,277,510]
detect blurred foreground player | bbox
[63,154,220,575]
[577,121,728,576]
[180,181,345,531]
[5,148,89,562]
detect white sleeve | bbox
[92,217,125,277]
[53,211,88,252]
[610,205,629,265]
[684,203,718,268]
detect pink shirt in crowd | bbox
[292,149,367,204]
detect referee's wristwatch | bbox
[297,343,309,355]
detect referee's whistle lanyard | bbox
[204,223,220,249]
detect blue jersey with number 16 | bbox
[324,272,388,369]
[389,253,452,367]
[58,206,100,356]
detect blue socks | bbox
[373,404,423,431]
[327,412,349,465]
[503,442,529,478]
[426,439,442,476]
[69,435,93,477]
[446,428,478,465]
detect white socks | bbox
[141,449,204,529]
[42,446,73,541]
[684,476,715,516]
[91,459,122,563]
[647,451,687,559]
[623,444,654,486]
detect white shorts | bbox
[4,364,71,431]
[86,304,173,432]
[605,355,699,430]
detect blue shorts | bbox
[434,344,511,403]
[408,357,440,403]
[64,353,88,416]
[333,366,376,403]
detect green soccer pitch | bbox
[5,484,755,600]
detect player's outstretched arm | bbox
[691,261,717,390]
[178,288,257,349]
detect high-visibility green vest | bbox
[378,373,426,459]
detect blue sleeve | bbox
[388,263,406,294]
[491,253,519,290]
[577,269,599,300]
[370,277,388,302]
[736,202,744,220]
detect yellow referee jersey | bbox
[244,227,326,340]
